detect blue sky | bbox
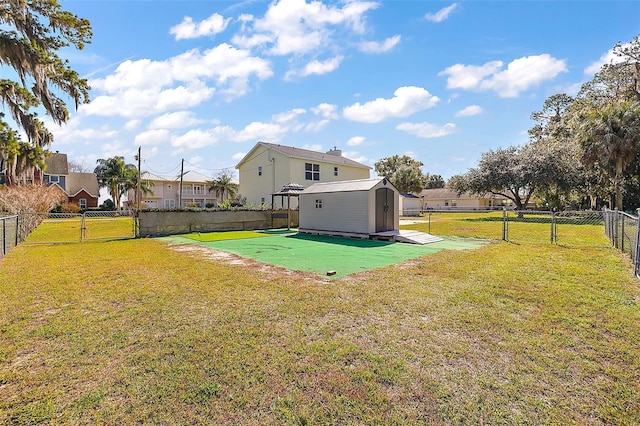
[43,0,640,180]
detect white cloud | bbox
[343,86,440,123]
[124,119,141,130]
[347,136,366,146]
[171,127,233,149]
[232,0,379,56]
[358,35,401,53]
[85,44,273,119]
[304,119,330,132]
[455,105,483,117]
[439,54,567,98]
[439,61,503,90]
[584,42,629,75]
[134,129,172,146]
[301,55,344,76]
[285,56,344,79]
[311,103,338,119]
[81,81,216,118]
[234,121,289,142]
[46,116,118,145]
[148,111,204,130]
[170,13,230,40]
[342,151,368,164]
[273,108,306,124]
[232,152,247,161]
[425,3,459,23]
[396,122,457,138]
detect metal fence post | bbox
[614,208,619,249]
[428,211,432,234]
[502,208,508,241]
[636,209,640,278]
[550,209,556,244]
[2,217,5,256]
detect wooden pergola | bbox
[271,182,305,230]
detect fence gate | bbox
[20,212,136,245]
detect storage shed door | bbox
[375,188,394,232]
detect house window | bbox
[305,163,320,181]
[315,199,322,208]
[49,175,59,183]
[165,199,175,208]
[79,199,87,209]
[334,167,338,176]
[258,166,263,176]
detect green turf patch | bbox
[181,230,275,242]
[162,232,487,278]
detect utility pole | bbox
[179,158,184,207]
[136,146,141,212]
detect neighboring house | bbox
[42,152,99,208]
[137,170,220,209]
[236,142,371,208]
[399,193,422,216]
[299,178,398,236]
[419,188,512,210]
[65,173,100,209]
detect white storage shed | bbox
[299,178,399,236]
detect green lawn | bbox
[0,222,639,424]
[23,216,135,244]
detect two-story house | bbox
[138,170,220,208]
[235,142,371,208]
[42,152,100,209]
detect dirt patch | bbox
[169,244,328,283]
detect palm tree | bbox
[94,157,139,212]
[577,101,640,210]
[207,170,239,203]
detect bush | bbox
[0,185,67,239]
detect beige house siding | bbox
[420,189,511,210]
[237,142,371,208]
[138,171,220,209]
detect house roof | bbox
[179,170,214,183]
[44,152,69,175]
[66,172,100,198]
[302,178,393,194]
[236,141,372,170]
[419,188,506,200]
[141,170,226,184]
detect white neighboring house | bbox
[235,142,371,208]
[136,170,221,209]
[299,178,399,236]
[419,188,512,210]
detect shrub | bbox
[0,185,67,239]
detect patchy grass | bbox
[1,228,639,424]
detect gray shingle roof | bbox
[66,173,99,197]
[44,152,69,175]
[302,178,388,194]
[239,142,371,170]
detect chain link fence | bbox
[603,209,640,277]
[408,209,609,247]
[20,211,136,245]
[0,215,19,259]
